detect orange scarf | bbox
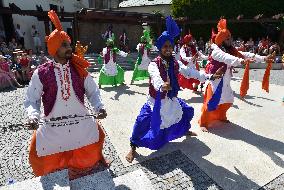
[228,47,250,98]
[71,54,90,78]
[262,60,272,93]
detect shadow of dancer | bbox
[136,137,260,190]
[209,122,284,169]
[102,85,146,100]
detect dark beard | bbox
[161,54,172,62]
[65,50,72,59]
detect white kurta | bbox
[136,43,153,70]
[102,47,128,76]
[147,58,211,129]
[180,45,208,69]
[208,44,266,104]
[24,61,104,157]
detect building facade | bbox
[88,0,121,9]
[0,0,89,50]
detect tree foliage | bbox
[172,0,284,20]
[171,0,283,41]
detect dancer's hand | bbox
[162,82,172,91]
[96,109,107,119]
[212,66,224,80]
[24,118,38,130]
[265,51,276,63]
[241,58,255,65]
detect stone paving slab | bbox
[70,169,154,190]
[260,173,284,190]
[0,170,70,190]
[95,71,284,190]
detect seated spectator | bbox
[8,38,18,52]
[10,50,24,84]
[246,37,255,52]
[37,50,48,65]
[27,49,37,66]
[19,52,30,83]
[0,54,23,90]
[0,42,10,55]
[269,42,281,55]
[258,37,269,56]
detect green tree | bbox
[171,0,283,42]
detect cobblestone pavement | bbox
[0,87,283,189]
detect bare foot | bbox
[187,131,198,136]
[125,148,136,163]
[201,127,209,132]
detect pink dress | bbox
[0,62,15,89]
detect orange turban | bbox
[46,10,90,78]
[183,34,192,44]
[45,10,71,56]
[215,19,231,46]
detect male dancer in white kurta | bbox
[199,19,269,132]
[24,10,107,179]
[126,16,224,163]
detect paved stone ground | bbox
[0,87,221,189]
[0,68,283,189]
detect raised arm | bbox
[178,60,211,83]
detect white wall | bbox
[118,5,171,16]
[3,0,89,50]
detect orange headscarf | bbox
[45,10,71,56]
[46,10,89,78]
[215,19,231,46]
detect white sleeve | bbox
[239,51,265,63]
[198,51,208,60]
[24,69,42,120]
[178,60,210,83]
[84,74,104,113]
[118,50,128,57]
[148,61,164,91]
[180,46,194,63]
[102,48,107,57]
[136,44,141,51]
[211,48,244,67]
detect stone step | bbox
[0,170,70,190]
[70,169,154,190]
